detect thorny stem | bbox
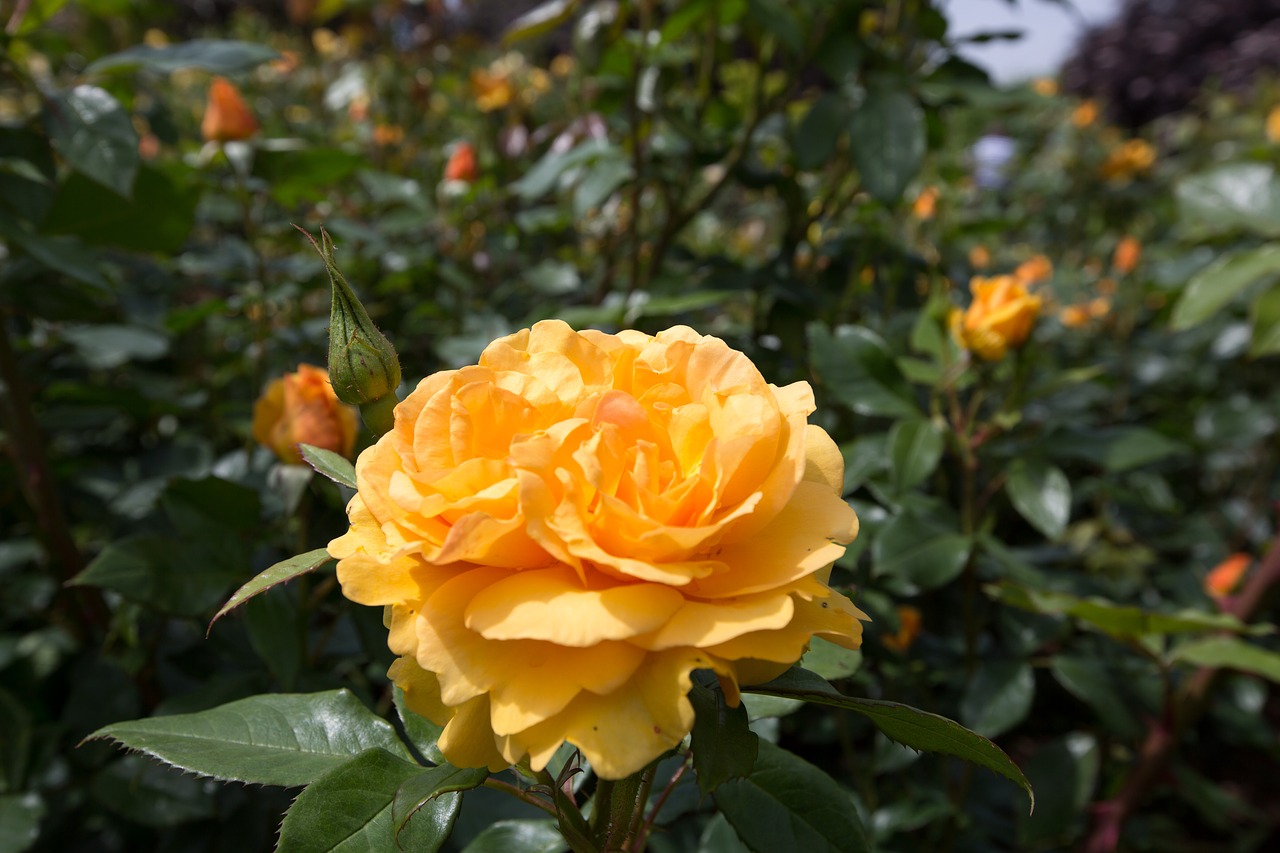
[632,756,689,851]
[0,312,107,639]
[1084,520,1280,852]
[483,777,559,818]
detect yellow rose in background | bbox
[329,321,865,779]
[252,364,359,464]
[1266,106,1280,144]
[912,186,939,220]
[950,275,1041,361]
[471,68,514,112]
[1100,139,1155,182]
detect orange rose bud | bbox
[882,606,922,653]
[1015,254,1053,285]
[969,245,991,269]
[444,141,478,183]
[201,77,258,143]
[1087,297,1110,319]
[1113,236,1141,275]
[252,364,358,465]
[912,186,939,220]
[950,275,1041,361]
[1059,304,1090,328]
[1205,554,1252,599]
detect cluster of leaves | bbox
[2,0,1280,851]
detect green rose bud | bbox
[303,228,402,434]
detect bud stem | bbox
[359,394,397,439]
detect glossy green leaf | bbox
[841,436,888,494]
[255,148,363,207]
[391,763,488,841]
[1170,636,1280,683]
[1175,162,1280,239]
[1249,284,1280,357]
[794,94,849,170]
[872,514,971,591]
[849,86,926,204]
[990,583,1269,638]
[88,39,280,74]
[462,820,566,853]
[42,165,199,253]
[748,668,1034,811]
[43,86,138,198]
[70,534,240,618]
[959,661,1035,738]
[503,0,581,45]
[801,637,862,681]
[689,682,758,795]
[0,793,44,853]
[808,323,918,418]
[0,212,108,290]
[1051,426,1185,472]
[278,748,458,853]
[1006,459,1071,539]
[714,740,870,853]
[86,690,411,787]
[395,687,446,766]
[210,549,332,630]
[299,444,357,488]
[1171,244,1280,330]
[61,324,168,369]
[888,419,945,493]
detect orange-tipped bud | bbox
[201,77,259,143]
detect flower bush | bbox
[330,321,864,777]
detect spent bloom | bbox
[950,275,1042,361]
[201,77,258,143]
[329,321,865,779]
[252,364,358,464]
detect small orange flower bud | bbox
[1087,297,1110,319]
[882,606,922,653]
[444,141,478,183]
[912,186,939,220]
[1205,553,1251,599]
[1072,100,1098,128]
[969,245,991,269]
[1015,254,1053,285]
[1113,236,1141,275]
[372,123,405,146]
[252,364,358,464]
[201,77,259,143]
[1059,305,1090,328]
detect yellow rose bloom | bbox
[329,321,864,779]
[949,275,1041,361]
[252,364,358,464]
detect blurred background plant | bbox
[3,0,1280,850]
